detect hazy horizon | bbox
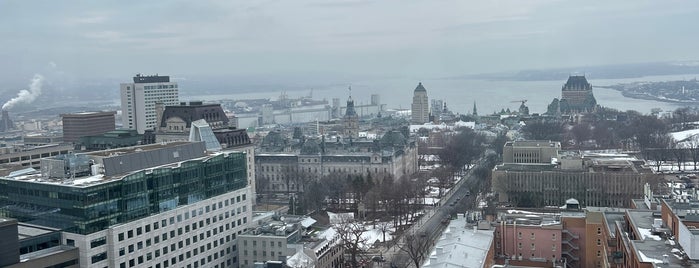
[1,1,699,96]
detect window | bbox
[91,252,107,264]
[530,243,535,250]
[518,242,522,250]
[91,237,107,248]
[119,233,125,241]
[517,232,522,239]
[530,232,535,240]
[597,239,601,246]
[597,227,602,235]
[552,233,556,241]
[552,245,556,251]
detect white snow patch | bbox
[638,228,662,241]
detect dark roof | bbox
[380,130,407,148]
[160,103,229,128]
[133,74,170,83]
[213,128,251,147]
[414,82,427,92]
[562,75,592,91]
[300,139,321,155]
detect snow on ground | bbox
[648,161,699,172]
[671,129,699,142]
[360,224,395,248]
[320,221,396,250]
[424,197,440,205]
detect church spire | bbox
[472,101,478,116]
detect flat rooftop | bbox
[17,223,60,240]
[423,215,494,268]
[85,141,193,157]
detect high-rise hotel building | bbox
[121,74,179,134]
[0,141,252,268]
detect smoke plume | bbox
[2,74,44,110]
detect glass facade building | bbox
[0,152,247,235]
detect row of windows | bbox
[143,85,177,89]
[118,196,247,242]
[242,240,283,248]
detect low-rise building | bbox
[423,215,495,268]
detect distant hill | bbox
[454,61,699,81]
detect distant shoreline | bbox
[596,85,699,104]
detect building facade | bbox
[256,132,418,193]
[237,225,300,267]
[61,111,116,143]
[0,141,252,268]
[120,74,179,134]
[0,144,73,167]
[502,140,561,164]
[411,82,429,124]
[493,149,656,208]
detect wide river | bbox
[185,74,699,115]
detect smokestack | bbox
[0,111,14,132]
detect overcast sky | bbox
[1,0,698,84]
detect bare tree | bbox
[671,145,687,172]
[398,232,432,268]
[570,123,592,149]
[334,214,369,268]
[377,221,391,243]
[690,135,699,171]
[433,166,453,198]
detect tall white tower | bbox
[411,82,429,124]
[120,74,179,134]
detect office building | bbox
[61,111,116,143]
[120,74,179,134]
[0,141,252,268]
[411,82,429,124]
[493,143,656,208]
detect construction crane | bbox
[510,100,527,106]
